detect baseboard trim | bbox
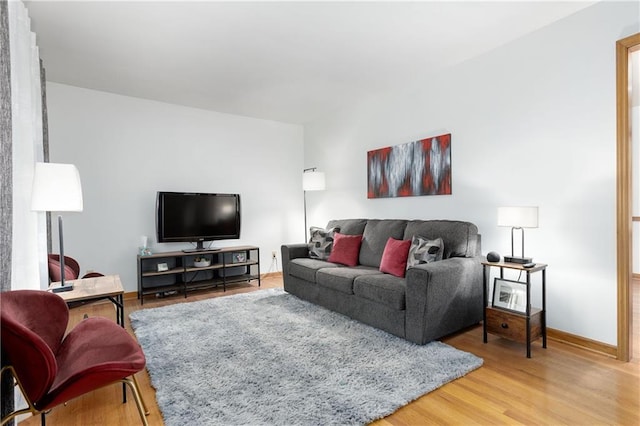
[261,272,282,279]
[124,291,138,300]
[547,328,617,358]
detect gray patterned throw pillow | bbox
[308,227,340,260]
[406,236,444,269]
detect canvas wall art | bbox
[367,133,451,198]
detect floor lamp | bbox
[31,162,84,293]
[303,168,325,241]
[497,206,538,264]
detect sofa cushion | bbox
[353,274,407,311]
[406,236,444,268]
[379,238,411,278]
[317,266,381,295]
[289,258,342,283]
[403,220,478,258]
[325,219,368,236]
[359,220,408,268]
[328,233,362,266]
[308,226,340,260]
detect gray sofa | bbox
[281,219,483,345]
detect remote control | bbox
[523,262,535,268]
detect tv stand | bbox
[136,245,260,305]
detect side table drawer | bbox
[486,307,542,343]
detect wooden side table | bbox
[482,261,547,358]
[50,274,125,327]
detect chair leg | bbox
[131,374,149,415]
[121,376,149,426]
[1,366,149,425]
[0,366,42,426]
[0,407,37,426]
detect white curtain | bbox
[9,0,47,290]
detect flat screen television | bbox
[156,192,241,251]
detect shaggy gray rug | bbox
[130,288,482,426]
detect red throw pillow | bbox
[327,233,362,266]
[379,237,412,278]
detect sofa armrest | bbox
[404,256,483,344]
[281,244,310,277]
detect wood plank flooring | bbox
[18,275,640,425]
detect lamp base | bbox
[52,283,74,293]
[503,256,533,264]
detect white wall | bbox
[46,83,303,293]
[303,1,639,345]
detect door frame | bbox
[616,33,640,362]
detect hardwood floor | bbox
[18,275,640,425]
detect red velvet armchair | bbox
[0,290,148,425]
[47,254,104,282]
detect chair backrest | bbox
[0,290,69,405]
[81,272,105,278]
[48,254,80,281]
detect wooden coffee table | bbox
[50,274,125,327]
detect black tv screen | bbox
[156,192,240,249]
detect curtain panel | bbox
[2,0,48,422]
[8,0,47,291]
[1,0,14,420]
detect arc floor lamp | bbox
[303,168,325,241]
[31,162,83,292]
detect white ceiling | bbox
[25,1,595,124]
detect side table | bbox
[51,274,125,327]
[482,261,547,358]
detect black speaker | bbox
[486,251,500,262]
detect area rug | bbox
[129,288,482,426]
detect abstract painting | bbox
[367,133,451,198]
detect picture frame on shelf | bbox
[157,262,169,272]
[232,252,246,263]
[492,278,527,313]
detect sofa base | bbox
[284,275,406,340]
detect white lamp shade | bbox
[303,171,326,191]
[31,162,83,212]
[497,206,538,228]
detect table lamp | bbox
[497,206,538,264]
[31,162,83,292]
[303,168,325,241]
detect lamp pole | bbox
[302,167,326,242]
[31,162,83,292]
[304,189,309,241]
